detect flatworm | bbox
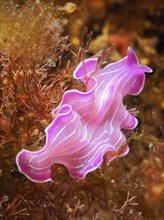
[16,47,152,182]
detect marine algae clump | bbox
[0,1,68,64]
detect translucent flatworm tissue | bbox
[16,47,152,182]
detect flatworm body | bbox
[16,47,152,182]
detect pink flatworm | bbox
[16,47,152,182]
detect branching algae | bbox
[16,47,152,182]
